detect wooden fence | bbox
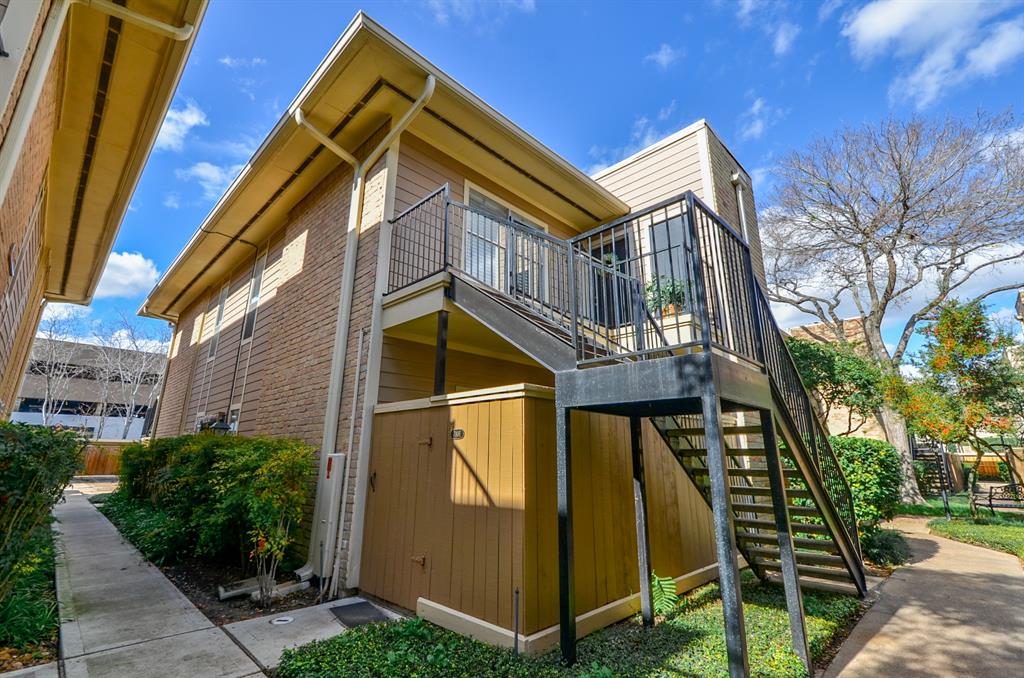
[81,439,133,475]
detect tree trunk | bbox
[861,318,925,504]
[878,405,924,504]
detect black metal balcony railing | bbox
[387,184,861,558]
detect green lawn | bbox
[896,493,975,518]
[278,575,862,678]
[928,517,1024,560]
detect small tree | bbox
[763,112,1024,501]
[786,337,885,435]
[93,314,169,439]
[887,301,1024,486]
[32,309,86,426]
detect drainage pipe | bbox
[0,0,196,215]
[293,74,435,586]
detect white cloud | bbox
[218,56,267,68]
[587,110,672,175]
[750,166,771,190]
[658,100,677,122]
[738,96,784,141]
[734,1,801,56]
[841,1,1024,108]
[95,252,160,299]
[162,193,180,210]
[155,100,208,152]
[818,0,844,22]
[772,21,800,56]
[426,0,534,27]
[41,303,91,323]
[644,44,683,70]
[175,162,244,200]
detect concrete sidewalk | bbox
[824,516,1024,677]
[53,486,262,678]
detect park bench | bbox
[971,483,1024,516]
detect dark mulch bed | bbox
[159,557,319,626]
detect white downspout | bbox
[0,0,195,211]
[731,172,749,242]
[293,74,436,587]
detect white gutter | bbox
[731,172,749,242]
[293,74,436,586]
[0,0,194,214]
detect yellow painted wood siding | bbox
[378,336,553,404]
[360,391,716,635]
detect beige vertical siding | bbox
[360,391,717,636]
[591,126,707,209]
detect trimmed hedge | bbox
[829,436,902,536]
[102,434,314,570]
[0,423,84,605]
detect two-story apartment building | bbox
[143,13,864,674]
[0,0,206,415]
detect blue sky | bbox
[63,0,1024,354]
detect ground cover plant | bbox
[278,574,862,678]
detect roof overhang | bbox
[141,12,629,322]
[44,0,208,305]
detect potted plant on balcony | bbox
[645,276,687,317]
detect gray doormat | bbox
[330,601,388,627]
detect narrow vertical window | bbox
[241,254,266,342]
[207,285,228,360]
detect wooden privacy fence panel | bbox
[81,440,131,475]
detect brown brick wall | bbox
[706,128,765,286]
[0,23,63,416]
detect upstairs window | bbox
[207,285,228,360]
[241,254,266,342]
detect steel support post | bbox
[556,406,576,665]
[630,416,654,627]
[702,391,749,678]
[433,310,448,396]
[761,410,812,676]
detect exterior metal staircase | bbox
[387,185,867,675]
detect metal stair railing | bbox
[389,184,863,572]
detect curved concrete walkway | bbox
[824,516,1024,677]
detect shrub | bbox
[860,528,911,566]
[997,461,1011,484]
[829,436,902,536]
[0,423,84,605]
[103,434,314,586]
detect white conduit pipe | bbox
[0,0,194,212]
[293,74,436,588]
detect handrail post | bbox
[683,193,713,351]
[442,183,451,269]
[505,215,515,296]
[746,254,767,367]
[567,242,579,363]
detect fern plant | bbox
[650,571,679,616]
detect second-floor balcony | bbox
[386,184,762,369]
